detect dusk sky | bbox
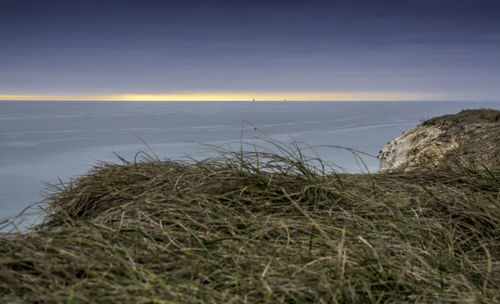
[1,0,499,101]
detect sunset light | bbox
[0,91,438,101]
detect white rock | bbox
[379,125,460,172]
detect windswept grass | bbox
[0,144,499,303]
[423,108,500,125]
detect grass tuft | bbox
[1,145,499,303]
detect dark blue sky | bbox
[1,0,499,100]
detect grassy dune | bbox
[0,143,499,303]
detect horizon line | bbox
[0,91,445,102]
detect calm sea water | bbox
[1,100,498,229]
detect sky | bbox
[1,0,499,101]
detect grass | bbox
[423,108,500,125]
[459,109,500,122]
[0,143,499,303]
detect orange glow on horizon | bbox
[0,91,442,101]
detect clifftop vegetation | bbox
[1,116,499,303]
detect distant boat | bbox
[252,98,256,102]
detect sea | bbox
[1,100,498,231]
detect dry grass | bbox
[1,144,499,303]
[460,109,500,122]
[423,108,500,125]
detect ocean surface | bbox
[1,100,498,230]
